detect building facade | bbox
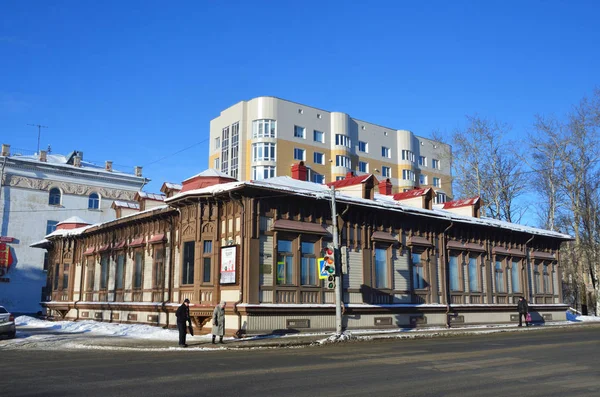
[0,143,147,312]
[38,166,570,336]
[209,97,453,202]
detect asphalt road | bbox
[2,325,599,397]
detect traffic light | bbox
[323,244,336,289]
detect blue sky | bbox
[2,0,599,198]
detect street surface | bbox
[1,324,599,397]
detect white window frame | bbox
[313,130,324,143]
[419,156,427,166]
[252,165,276,180]
[214,157,220,170]
[294,148,306,161]
[381,146,391,158]
[433,177,441,188]
[432,159,440,169]
[313,152,324,165]
[358,141,368,153]
[382,166,391,178]
[335,155,351,168]
[358,161,368,173]
[335,134,352,148]
[252,119,277,138]
[419,174,427,185]
[294,125,306,139]
[252,142,276,162]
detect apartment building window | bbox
[230,122,239,179]
[435,192,447,204]
[374,247,389,289]
[358,141,368,153]
[214,157,220,170]
[215,137,220,149]
[511,259,520,293]
[253,119,277,138]
[134,251,143,289]
[100,254,109,290]
[336,176,345,181]
[294,148,305,161]
[432,159,440,169]
[313,152,324,164]
[335,134,351,148]
[468,255,480,292]
[46,220,58,235]
[382,166,391,178]
[277,239,294,285]
[313,130,324,143]
[312,173,324,184]
[252,143,276,162]
[419,174,427,185]
[401,150,414,162]
[294,125,306,139]
[381,146,391,158]
[252,165,276,180]
[49,188,61,205]
[495,259,505,293]
[182,241,195,285]
[203,241,212,283]
[221,126,229,175]
[419,156,427,166]
[300,241,317,286]
[402,169,414,181]
[336,155,351,168]
[433,177,441,188]
[358,161,368,173]
[412,251,425,289]
[88,193,100,209]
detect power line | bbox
[143,139,209,168]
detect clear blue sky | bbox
[2,0,599,195]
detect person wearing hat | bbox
[176,298,191,347]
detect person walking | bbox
[176,298,191,347]
[517,296,529,327]
[212,301,226,344]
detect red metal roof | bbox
[443,197,480,209]
[393,188,431,201]
[327,173,375,189]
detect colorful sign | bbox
[317,258,328,279]
[220,245,237,284]
[0,242,14,280]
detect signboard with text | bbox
[220,245,237,284]
[0,242,14,282]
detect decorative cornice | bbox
[4,174,136,201]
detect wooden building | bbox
[35,165,572,336]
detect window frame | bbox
[313,152,324,165]
[313,130,324,143]
[411,250,426,290]
[468,254,480,292]
[495,256,505,293]
[374,245,390,289]
[152,245,165,289]
[88,193,100,210]
[382,166,391,178]
[99,253,109,290]
[49,187,61,206]
[202,240,213,284]
[293,148,306,161]
[358,141,368,153]
[358,161,368,173]
[294,125,306,139]
[381,146,391,158]
[133,250,144,289]
[181,241,195,285]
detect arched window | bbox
[88,193,99,209]
[49,188,61,205]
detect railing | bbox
[179,289,195,303]
[371,292,391,304]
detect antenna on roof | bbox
[47,144,52,154]
[27,124,48,154]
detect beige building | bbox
[209,97,453,202]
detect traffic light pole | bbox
[330,186,343,335]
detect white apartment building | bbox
[0,144,147,313]
[209,96,452,201]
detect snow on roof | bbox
[393,188,432,200]
[163,182,182,190]
[443,197,480,209]
[167,175,572,240]
[136,192,165,201]
[57,216,90,225]
[112,200,140,209]
[45,225,94,238]
[9,153,139,178]
[183,168,234,182]
[327,174,375,189]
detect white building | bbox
[0,143,148,313]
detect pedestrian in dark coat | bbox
[517,296,529,327]
[212,301,226,344]
[176,298,191,347]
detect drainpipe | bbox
[525,234,535,303]
[443,221,454,328]
[229,191,245,338]
[163,209,179,329]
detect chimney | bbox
[135,166,143,177]
[291,161,307,181]
[1,144,9,157]
[378,178,392,195]
[74,155,82,168]
[346,171,355,178]
[105,161,113,172]
[39,150,47,162]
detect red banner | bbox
[0,242,14,274]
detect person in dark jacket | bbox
[517,296,529,327]
[176,298,191,347]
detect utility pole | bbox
[27,124,48,154]
[330,185,343,335]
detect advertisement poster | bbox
[220,246,237,284]
[0,242,14,282]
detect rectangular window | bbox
[215,137,220,149]
[419,156,427,166]
[382,166,391,178]
[313,152,324,164]
[449,253,460,291]
[115,254,125,289]
[433,177,441,188]
[43,252,49,271]
[53,264,59,290]
[401,150,414,162]
[86,260,95,291]
[402,169,414,181]
[313,130,324,143]
[412,252,425,289]
[214,157,220,170]
[312,173,324,184]
[221,126,229,175]
[277,240,294,285]
[294,148,305,161]
[432,159,440,169]
[153,247,164,288]
[252,119,277,138]
[381,146,390,158]
[543,264,550,293]
[62,264,69,290]
[358,161,368,173]
[46,220,58,235]
[435,192,447,204]
[335,134,351,148]
[182,241,195,285]
[203,240,212,283]
[230,122,239,179]
[468,256,479,292]
[134,252,143,289]
[358,141,368,153]
[419,174,427,185]
[335,155,351,168]
[511,260,520,293]
[374,247,388,288]
[252,143,276,162]
[252,166,276,180]
[336,176,345,181]
[294,125,306,138]
[495,259,505,293]
[100,254,109,289]
[300,241,317,286]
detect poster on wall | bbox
[220,245,237,284]
[0,242,15,282]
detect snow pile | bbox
[317,331,359,345]
[572,314,600,322]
